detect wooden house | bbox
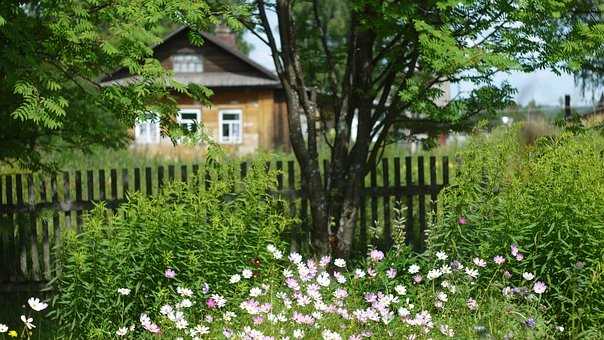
[102,26,289,154]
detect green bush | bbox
[428,124,604,338]
[49,148,294,338]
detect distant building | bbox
[102,26,289,154]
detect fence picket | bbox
[0,156,451,287]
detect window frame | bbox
[219,109,243,144]
[134,113,161,144]
[177,108,201,132]
[172,54,203,73]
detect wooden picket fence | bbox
[0,156,451,288]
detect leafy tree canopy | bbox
[0,0,245,170]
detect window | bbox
[219,109,242,144]
[172,55,203,73]
[177,109,201,132]
[134,114,160,144]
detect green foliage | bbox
[427,124,604,337]
[0,0,246,169]
[49,146,294,338]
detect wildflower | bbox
[556,326,565,332]
[467,298,478,310]
[465,267,479,279]
[272,250,283,259]
[228,274,241,284]
[354,269,366,279]
[515,253,524,261]
[164,268,176,279]
[440,264,452,275]
[160,304,173,315]
[334,288,348,299]
[176,286,193,297]
[116,327,128,336]
[473,257,487,268]
[398,307,410,317]
[427,269,442,280]
[575,261,585,269]
[439,324,455,337]
[503,270,512,279]
[533,281,547,294]
[20,315,34,330]
[510,244,519,256]
[316,272,331,287]
[413,274,423,284]
[0,324,7,333]
[386,268,397,279]
[525,318,536,328]
[289,252,303,264]
[319,256,331,267]
[242,269,254,279]
[191,325,210,336]
[322,329,342,340]
[334,258,346,268]
[8,330,17,337]
[206,298,217,309]
[293,329,304,339]
[211,294,226,308]
[436,251,448,261]
[223,311,237,322]
[176,298,193,309]
[408,264,420,274]
[369,249,384,262]
[493,255,505,265]
[450,260,463,270]
[27,297,48,311]
[117,288,131,296]
[140,313,160,333]
[502,286,514,297]
[367,267,377,277]
[267,244,277,253]
[522,272,535,281]
[333,271,347,284]
[458,216,467,225]
[250,287,263,297]
[395,285,407,296]
[201,282,210,294]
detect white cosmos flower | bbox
[316,272,331,287]
[230,274,241,284]
[293,329,305,339]
[267,244,277,253]
[21,315,35,330]
[334,258,346,268]
[117,288,131,296]
[242,269,254,279]
[0,324,8,333]
[289,252,303,264]
[427,269,442,280]
[250,287,263,297]
[522,272,535,281]
[437,291,448,302]
[160,304,173,315]
[395,285,407,296]
[465,267,479,279]
[27,297,48,312]
[435,251,448,261]
[116,327,128,336]
[176,287,193,297]
[408,264,420,274]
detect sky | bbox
[244,32,598,108]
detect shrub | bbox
[428,124,604,337]
[50,148,294,338]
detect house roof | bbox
[103,72,281,88]
[101,26,280,88]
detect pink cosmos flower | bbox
[386,268,397,279]
[515,253,524,261]
[473,257,487,268]
[493,255,505,265]
[369,249,385,262]
[253,315,264,325]
[206,298,217,309]
[458,216,467,225]
[533,281,547,294]
[413,274,423,284]
[164,268,176,279]
[466,298,478,310]
[510,244,519,256]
